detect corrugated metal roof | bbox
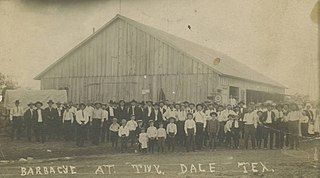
[35,14,285,88]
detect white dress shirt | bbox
[166,123,177,135]
[184,119,196,135]
[75,109,90,125]
[37,109,43,123]
[193,111,207,128]
[157,128,167,138]
[147,126,158,138]
[118,125,129,137]
[10,106,24,120]
[63,110,74,123]
[126,120,138,131]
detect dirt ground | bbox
[0,134,319,178]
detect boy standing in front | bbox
[166,117,177,152]
[157,123,166,153]
[109,118,120,149]
[127,115,138,148]
[139,128,148,153]
[207,112,219,150]
[147,120,157,153]
[118,119,129,153]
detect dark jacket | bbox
[262,111,276,124]
[116,106,128,121]
[32,109,46,123]
[24,109,35,126]
[127,106,142,120]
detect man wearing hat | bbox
[115,100,128,122]
[23,102,35,142]
[143,101,155,124]
[262,104,276,149]
[91,102,104,145]
[75,103,90,147]
[9,100,24,140]
[128,100,142,120]
[56,102,64,140]
[44,100,59,140]
[33,101,46,143]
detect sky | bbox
[0,0,319,100]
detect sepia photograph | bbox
[0,0,319,177]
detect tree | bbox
[0,73,19,100]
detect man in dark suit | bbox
[33,101,46,143]
[237,101,247,138]
[127,100,142,120]
[56,102,64,140]
[153,103,163,127]
[262,104,276,149]
[44,100,59,140]
[143,101,155,124]
[115,100,128,122]
[23,102,35,142]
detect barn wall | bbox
[40,18,220,103]
[41,18,212,79]
[41,71,219,103]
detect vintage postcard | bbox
[0,0,319,177]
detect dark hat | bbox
[146,100,153,104]
[239,101,245,105]
[15,100,20,104]
[153,103,159,106]
[196,104,203,108]
[94,102,102,106]
[56,101,62,105]
[109,100,114,104]
[187,112,194,117]
[27,102,34,106]
[210,112,218,116]
[228,114,234,118]
[119,100,125,104]
[189,103,195,106]
[131,100,137,103]
[159,100,164,104]
[47,100,54,104]
[35,101,43,106]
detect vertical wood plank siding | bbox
[39,18,282,103]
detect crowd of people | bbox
[9,98,319,153]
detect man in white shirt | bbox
[287,103,303,149]
[75,103,90,147]
[184,113,196,152]
[10,100,24,140]
[91,102,104,145]
[62,105,74,141]
[243,106,258,149]
[164,104,177,122]
[100,104,109,143]
[193,104,206,150]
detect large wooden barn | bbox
[34,14,286,104]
